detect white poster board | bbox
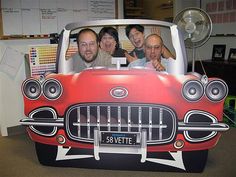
[1,0,116,35]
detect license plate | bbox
[100,132,139,145]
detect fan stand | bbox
[192,43,196,72]
[174,7,213,73]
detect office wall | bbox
[0,39,50,136]
[0,1,124,136]
[174,0,236,64]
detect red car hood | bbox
[57,69,186,104]
[23,68,224,119]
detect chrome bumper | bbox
[20,118,64,127]
[20,118,229,132]
[178,122,229,132]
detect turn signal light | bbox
[57,135,66,145]
[174,139,185,149]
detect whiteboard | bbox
[1,0,116,36]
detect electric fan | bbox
[173,7,212,71]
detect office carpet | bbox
[0,128,235,177]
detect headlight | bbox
[205,80,228,102]
[43,79,62,100]
[22,79,42,100]
[182,80,204,101]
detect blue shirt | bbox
[128,58,147,68]
[128,57,170,69]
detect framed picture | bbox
[212,44,226,61]
[228,48,236,62]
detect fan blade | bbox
[174,8,212,48]
[195,22,211,38]
[195,20,204,26]
[179,18,187,26]
[176,20,190,36]
[177,21,187,32]
[183,10,205,24]
[193,30,200,36]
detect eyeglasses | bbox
[79,41,97,48]
[145,45,161,50]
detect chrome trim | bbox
[42,78,63,100]
[22,79,42,100]
[149,107,152,141]
[110,87,128,99]
[66,103,176,145]
[182,79,204,102]
[205,79,228,102]
[182,110,228,142]
[108,106,111,131]
[178,122,229,131]
[72,123,167,129]
[21,107,60,136]
[20,118,64,127]
[118,106,121,131]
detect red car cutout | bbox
[20,19,229,172]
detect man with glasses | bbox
[129,34,175,71]
[72,28,114,72]
[125,24,175,63]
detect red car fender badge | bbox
[110,87,128,99]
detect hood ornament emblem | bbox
[110,87,128,99]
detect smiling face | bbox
[99,33,116,55]
[78,31,99,63]
[128,28,145,50]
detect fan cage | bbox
[173,7,212,48]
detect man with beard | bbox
[72,28,114,72]
[125,24,175,60]
[129,34,175,71]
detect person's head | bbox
[99,27,120,55]
[76,28,99,63]
[125,24,145,50]
[144,34,164,62]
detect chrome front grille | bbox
[65,103,176,144]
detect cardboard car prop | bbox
[20,19,229,172]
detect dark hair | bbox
[125,24,144,38]
[76,28,98,43]
[98,26,120,49]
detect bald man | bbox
[129,34,174,71]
